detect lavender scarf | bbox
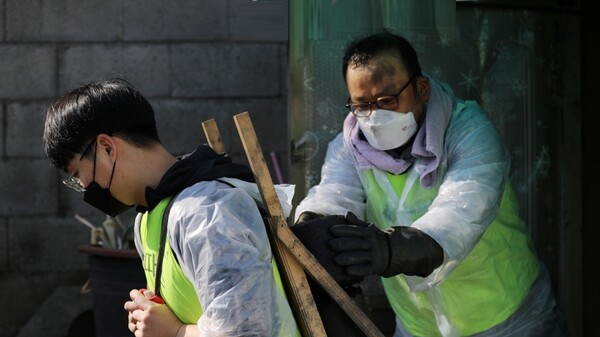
[342,75,454,188]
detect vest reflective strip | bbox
[363,170,540,336]
[142,196,302,336]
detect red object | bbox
[139,288,166,304]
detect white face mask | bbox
[357,109,418,150]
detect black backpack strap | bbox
[215,178,235,188]
[154,194,179,298]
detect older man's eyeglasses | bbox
[62,140,96,193]
[345,74,416,118]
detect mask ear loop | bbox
[93,138,117,190]
[108,160,117,190]
[91,141,98,184]
[103,133,117,191]
[106,138,117,190]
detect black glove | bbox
[291,211,364,286]
[293,211,367,337]
[328,212,444,278]
[306,278,367,337]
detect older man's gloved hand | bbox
[291,211,367,337]
[328,212,444,278]
[291,211,364,286]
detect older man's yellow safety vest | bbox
[363,169,540,336]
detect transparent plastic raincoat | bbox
[135,178,298,336]
[295,78,561,337]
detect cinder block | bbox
[279,44,288,95]
[0,45,55,99]
[227,100,288,155]
[59,44,170,97]
[6,0,119,41]
[151,98,236,156]
[230,0,288,42]
[0,159,58,215]
[0,106,4,157]
[0,219,7,271]
[0,1,4,41]
[7,102,47,157]
[9,216,89,272]
[122,0,226,41]
[171,43,280,97]
[224,100,289,182]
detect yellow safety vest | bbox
[140,196,300,336]
[363,169,540,336]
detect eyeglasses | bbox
[62,140,96,193]
[345,74,417,118]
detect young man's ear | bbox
[96,134,116,157]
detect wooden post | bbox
[202,117,325,336]
[201,119,226,154]
[233,112,384,337]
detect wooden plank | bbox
[233,112,326,337]
[201,117,325,336]
[234,111,384,337]
[201,119,226,153]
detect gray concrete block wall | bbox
[59,44,172,96]
[6,0,121,42]
[171,43,281,97]
[0,105,4,156]
[0,159,58,215]
[0,45,56,99]
[6,102,48,157]
[0,218,7,271]
[0,1,288,336]
[0,1,4,40]
[230,0,288,41]
[8,217,90,273]
[122,1,228,41]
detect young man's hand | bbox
[124,288,184,337]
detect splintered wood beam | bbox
[234,111,384,337]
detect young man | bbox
[293,31,567,336]
[43,78,298,337]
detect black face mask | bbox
[84,180,132,217]
[83,145,133,217]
